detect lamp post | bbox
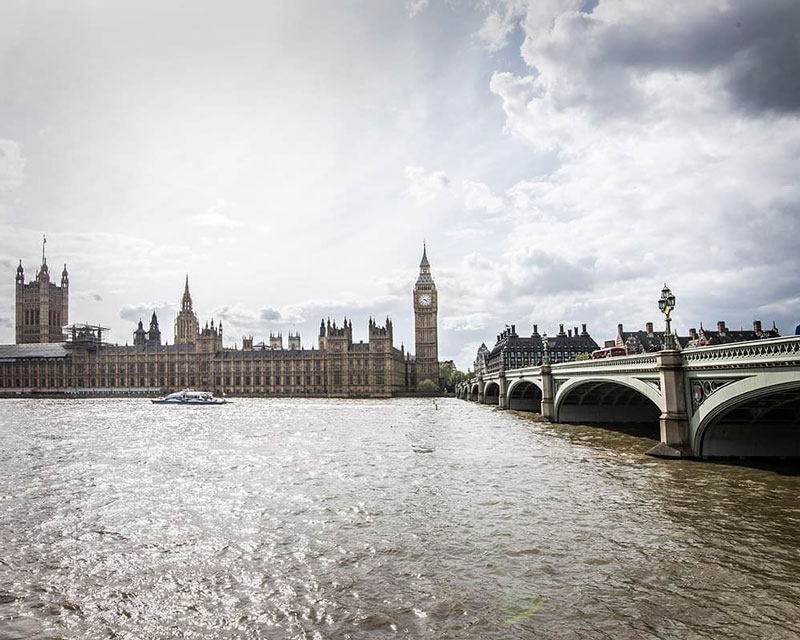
[658,283,676,350]
[541,332,550,365]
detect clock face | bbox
[418,293,432,307]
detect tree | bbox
[417,379,439,392]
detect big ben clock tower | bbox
[414,244,439,384]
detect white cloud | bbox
[476,0,527,51]
[405,166,451,204]
[0,140,24,191]
[193,199,242,228]
[1,1,798,369]
[463,180,504,215]
[442,312,493,331]
[406,0,430,17]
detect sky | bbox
[1,0,798,370]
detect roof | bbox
[0,343,69,360]
[619,331,690,351]
[487,332,598,358]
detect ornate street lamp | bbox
[658,283,676,349]
[541,332,550,365]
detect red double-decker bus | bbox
[589,346,628,359]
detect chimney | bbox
[532,324,538,334]
[753,320,762,334]
[568,329,572,338]
[573,326,578,336]
[511,324,516,335]
[689,328,697,340]
[581,323,587,334]
[646,322,653,334]
[559,323,565,335]
[717,321,726,334]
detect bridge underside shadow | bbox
[557,381,661,436]
[509,381,542,411]
[484,382,500,405]
[701,387,800,457]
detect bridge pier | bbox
[649,350,693,458]
[540,365,555,420]
[498,373,507,409]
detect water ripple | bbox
[0,398,798,639]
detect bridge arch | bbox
[483,381,501,405]
[470,384,480,402]
[694,373,800,457]
[554,377,662,424]
[507,378,543,412]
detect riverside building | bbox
[481,323,600,374]
[1,245,440,397]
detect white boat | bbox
[151,389,228,405]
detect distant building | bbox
[483,323,599,374]
[615,322,689,352]
[615,320,780,353]
[2,244,427,397]
[474,343,489,377]
[15,239,68,344]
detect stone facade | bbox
[615,320,780,353]
[15,240,68,344]
[3,249,422,397]
[483,323,599,374]
[413,244,439,383]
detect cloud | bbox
[406,0,430,17]
[476,0,526,51]
[405,166,451,204]
[442,312,493,331]
[0,316,12,329]
[512,0,800,119]
[119,302,176,324]
[74,290,104,302]
[463,180,505,215]
[0,140,24,191]
[214,304,306,334]
[193,199,242,228]
[469,0,800,353]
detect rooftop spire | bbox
[42,234,47,265]
[181,275,193,312]
[420,241,429,268]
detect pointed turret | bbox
[181,274,192,312]
[420,242,429,268]
[133,317,147,346]
[174,275,199,345]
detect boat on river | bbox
[151,389,228,405]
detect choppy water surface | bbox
[1,398,799,639]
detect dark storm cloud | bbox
[591,0,800,114]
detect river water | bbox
[1,398,798,639]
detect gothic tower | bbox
[174,276,199,345]
[147,311,161,347]
[15,237,68,344]
[413,244,439,384]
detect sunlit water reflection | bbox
[1,398,798,639]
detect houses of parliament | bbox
[0,242,440,397]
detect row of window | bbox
[0,374,402,389]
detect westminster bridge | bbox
[455,335,800,458]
